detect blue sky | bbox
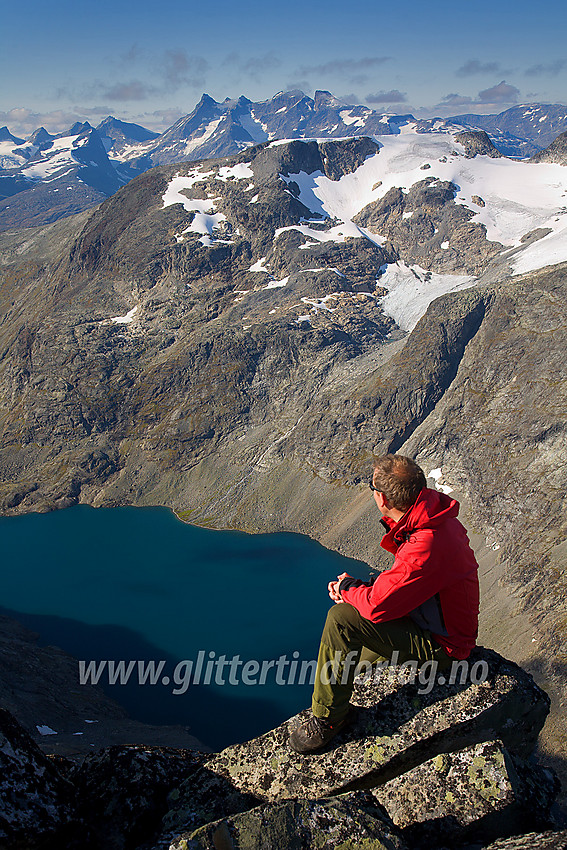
[2,0,566,136]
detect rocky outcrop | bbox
[178,793,407,850]
[0,644,561,850]
[159,764,262,843]
[372,740,560,847]
[0,708,72,848]
[455,130,502,158]
[150,647,559,848]
[194,648,549,804]
[530,132,567,165]
[67,745,209,850]
[353,178,501,274]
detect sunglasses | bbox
[368,479,379,492]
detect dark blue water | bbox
[0,505,371,749]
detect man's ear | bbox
[376,491,389,510]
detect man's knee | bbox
[324,602,360,631]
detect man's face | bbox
[374,491,388,515]
[370,475,387,514]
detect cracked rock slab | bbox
[170,792,408,850]
[372,739,559,847]
[197,648,549,803]
[481,830,567,849]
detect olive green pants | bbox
[312,602,452,722]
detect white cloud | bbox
[366,89,407,105]
[296,57,391,77]
[100,80,156,101]
[478,80,520,104]
[456,59,510,77]
[222,52,282,82]
[433,80,522,115]
[525,60,567,77]
[0,107,88,137]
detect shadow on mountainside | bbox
[521,654,567,827]
[0,606,287,751]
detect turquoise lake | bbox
[0,504,372,749]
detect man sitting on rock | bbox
[289,453,480,754]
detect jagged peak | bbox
[26,127,55,147]
[66,121,94,137]
[195,93,220,110]
[0,126,25,144]
[268,89,306,104]
[95,116,158,142]
[314,90,343,109]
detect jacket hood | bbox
[404,487,459,531]
[381,487,459,552]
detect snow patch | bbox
[249,256,269,272]
[183,119,222,155]
[428,467,454,495]
[216,162,254,181]
[512,214,567,274]
[339,109,366,128]
[301,294,337,314]
[36,725,57,735]
[0,141,28,169]
[275,219,379,246]
[298,267,345,277]
[111,306,138,324]
[378,262,476,332]
[264,277,288,289]
[163,175,231,245]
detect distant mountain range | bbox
[1,91,566,232]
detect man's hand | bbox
[328,572,349,603]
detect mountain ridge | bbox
[2,92,567,232]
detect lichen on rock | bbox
[172,792,407,850]
[372,739,559,846]
[193,647,549,804]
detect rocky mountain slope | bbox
[97,116,159,154]
[451,103,567,153]
[2,93,566,230]
[0,131,566,808]
[531,132,567,165]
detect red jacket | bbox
[339,487,479,658]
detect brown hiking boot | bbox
[288,712,349,754]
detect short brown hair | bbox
[372,454,426,511]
